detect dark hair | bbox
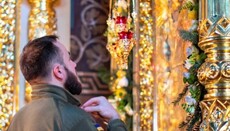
[20,35,63,82]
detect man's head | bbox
[20,35,82,95]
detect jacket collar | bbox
[31,84,81,106]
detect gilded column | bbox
[0,0,20,130]
[28,0,57,40]
[138,1,154,131]
[198,0,230,130]
[26,0,58,102]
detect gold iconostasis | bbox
[1,0,230,131]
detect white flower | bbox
[185,96,197,105]
[183,72,190,79]
[189,106,195,114]
[118,76,129,87]
[184,59,193,69]
[188,84,197,90]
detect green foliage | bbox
[179,0,199,12]
[179,30,198,45]
[182,103,195,113]
[186,105,202,131]
[184,73,197,84]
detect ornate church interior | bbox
[0,0,230,130]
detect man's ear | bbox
[53,64,65,80]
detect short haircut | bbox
[20,35,63,82]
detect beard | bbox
[64,67,82,95]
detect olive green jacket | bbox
[7,84,127,131]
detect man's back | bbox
[7,85,97,131]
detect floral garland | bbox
[173,0,207,130]
[108,68,133,123]
[98,60,134,129]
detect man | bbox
[7,35,127,131]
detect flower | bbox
[114,88,127,100]
[189,106,195,114]
[185,96,197,105]
[188,84,197,90]
[183,72,190,79]
[184,45,200,69]
[116,70,126,77]
[186,47,193,57]
[118,76,129,87]
[184,59,193,69]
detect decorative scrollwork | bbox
[71,0,110,95]
[198,62,220,84]
[206,63,220,79]
[197,63,208,84]
[71,0,110,69]
[221,62,230,78]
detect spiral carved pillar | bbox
[197,0,230,130]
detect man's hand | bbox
[81,96,120,121]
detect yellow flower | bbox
[114,88,127,99]
[116,70,126,78]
